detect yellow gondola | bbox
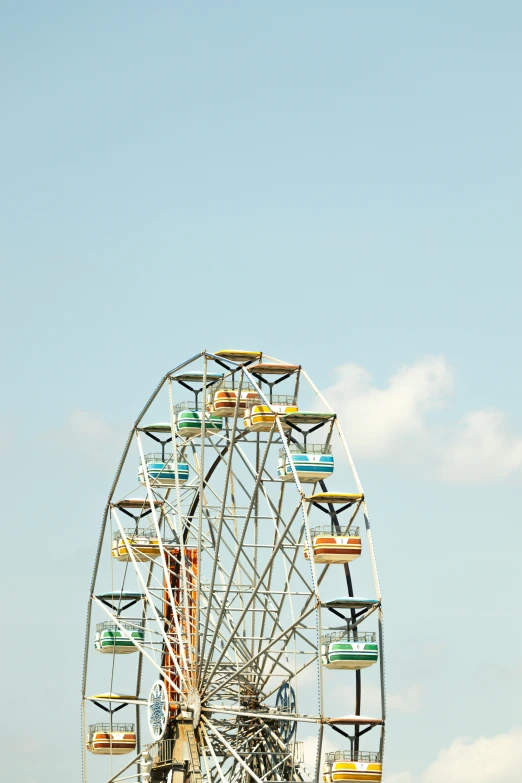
[244,396,298,432]
[324,752,382,783]
[111,529,162,561]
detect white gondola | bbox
[322,630,378,670]
[94,621,144,654]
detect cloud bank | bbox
[305,728,522,783]
[420,727,522,782]
[386,727,522,782]
[322,357,522,482]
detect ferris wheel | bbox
[82,350,386,783]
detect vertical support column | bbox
[315,602,325,783]
[196,356,207,673]
[251,430,260,657]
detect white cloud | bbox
[375,728,522,783]
[323,357,522,482]
[322,357,452,460]
[440,409,522,482]
[307,727,522,783]
[420,727,522,782]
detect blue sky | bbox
[1,2,521,781]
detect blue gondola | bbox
[278,445,334,483]
[138,454,189,487]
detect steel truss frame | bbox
[81,351,385,783]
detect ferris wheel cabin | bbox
[207,379,259,416]
[111,529,163,561]
[322,630,378,670]
[244,395,298,431]
[278,444,334,482]
[304,492,364,563]
[86,723,136,755]
[304,525,362,563]
[323,751,382,782]
[138,454,189,487]
[174,403,223,438]
[94,621,144,654]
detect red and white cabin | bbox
[86,723,136,755]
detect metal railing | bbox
[175,402,222,419]
[325,751,381,764]
[247,395,297,407]
[310,525,360,538]
[143,453,180,464]
[113,528,178,542]
[214,379,256,391]
[147,737,304,766]
[322,630,376,645]
[113,528,159,540]
[273,702,292,714]
[96,621,144,633]
[150,739,177,765]
[288,741,304,763]
[280,444,332,456]
[88,723,134,733]
[175,401,201,413]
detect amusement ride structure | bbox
[82,349,386,783]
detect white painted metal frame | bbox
[81,351,385,783]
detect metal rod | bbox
[201,716,264,783]
[111,508,187,692]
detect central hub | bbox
[185,687,201,728]
[240,683,266,711]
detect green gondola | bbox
[94,622,144,655]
